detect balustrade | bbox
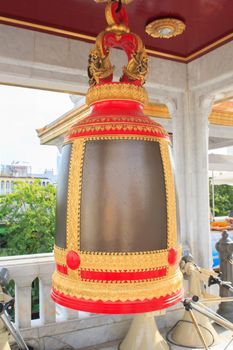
[0,253,182,349]
[0,253,79,329]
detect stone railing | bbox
[0,253,134,350]
[0,253,61,328]
[0,253,188,349]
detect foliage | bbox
[0,180,56,256]
[209,183,233,216]
[31,277,40,319]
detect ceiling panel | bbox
[0,0,232,62]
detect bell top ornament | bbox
[51,1,183,314]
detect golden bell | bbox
[51,1,183,314]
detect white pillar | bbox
[39,277,56,324]
[39,261,56,324]
[14,276,34,329]
[167,96,188,248]
[194,94,214,267]
[172,92,214,268]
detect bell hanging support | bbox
[51,1,183,314]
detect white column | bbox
[172,92,214,268]
[39,277,56,324]
[39,261,56,324]
[167,96,188,248]
[195,94,214,267]
[14,276,34,329]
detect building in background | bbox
[0,161,56,195]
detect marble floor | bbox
[80,325,233,350]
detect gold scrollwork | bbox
[62,136,177,261]
[159,141,177,248]
[123,40,148,85]
[53,135,182,300]
[86,83,148,106]
[54,245,182,273]
[52,269,182,301]
[68,123,168,140]
[54,245,168,271]
[66,139,86,250]
[87,3,148,86]
[65,135,170,145]
[66,137,176,254]
[145,18,186,39]
[88,32,115,86]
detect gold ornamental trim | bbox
[53,134,182,299]
[209,110,233,126]
[88,3,148,86]
[86,84,148,106]
[64,135,170,145]
[66,139,86,250]
[160,142,177,247]
[52,270,182,301]
[65,137,175,254]
[54,245,182,271]
[67,119,169,141]
[54,246,67,266]
[146,18,186,39]
[37,104,89,139]
[144,103,170,119]
[105,3,130,34]
[62,136,177,257]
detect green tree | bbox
[209,182,233,216]
[0,180,56,256]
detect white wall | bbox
[0,24,186,97]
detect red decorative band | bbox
[80,267,167,281]
[66,128,170,141]
[51,288,183,314]
[65,100,170,142]
[57,264,68,275]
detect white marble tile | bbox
[79,325,232,350]
[68,39,92,70]
[38,318,131,350]
[188,41,233,91]
[148,56,186,92]
[0,24,34,61]
[34,31,69,67]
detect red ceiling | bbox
[0,0,233,62]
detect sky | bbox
[0,85,74,174]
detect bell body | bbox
[52,83,183,314]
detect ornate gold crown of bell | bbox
[51,1,183,314]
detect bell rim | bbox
[51,288,183,314]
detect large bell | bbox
[51,2,183,314]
